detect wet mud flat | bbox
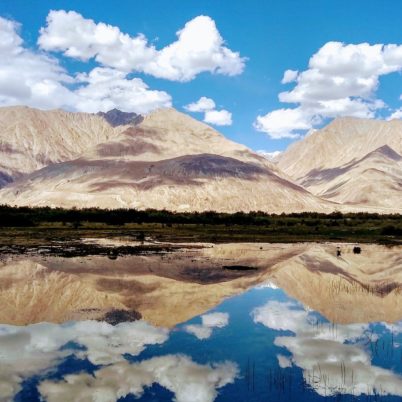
[0,215,401,258]
[0,239,201,258]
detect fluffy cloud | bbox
[0,12,243,113]
[204,109,232,126]
[387,108,402,120]
[185,96,216,112]
[75,67,171,113]
[252,300,402,397]
[254,108,312,139]
[185,96,232,126]
[184,312,229,340]
[201,312,229,328]
[0,16,171,114]
[38,10,154,71]
[256,41,402,138]
[185,324,214,340]
[38,10,246,82]
[252,301,310,333]
[39,355,238,402]
[388,91,402,119]
[0,17,74,110]
[281,69,298,84]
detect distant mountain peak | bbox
[277,117,402,211]
[365,144,402,161]
[98,109,143,127]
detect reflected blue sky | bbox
[2,284,402,401]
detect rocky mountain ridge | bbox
[0,107,400,213]
[277,117,402,211]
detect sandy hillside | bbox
[0,106,128,187]
[0,107,333,213]
[277,117,402,211]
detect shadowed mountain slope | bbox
[277,117,402,211]
[0,107,332,213]
[0,106,128,187]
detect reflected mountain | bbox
[0,243,401,327]
[0,243,305,326]
[271,244,402,323]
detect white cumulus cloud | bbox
[75,67,172,114]
[281,69,298,84]
[254,108,312,139]
[255,41,402,139]
[185,96,216,112]
[387,107,402,120]
[0,16,171,114]
[185,96,232,126]
[277,354,292,368]
[204,109,232,126]
[0,319,237,402]
[38,10,246,82]
[0,17,74,110]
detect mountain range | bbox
[0,106,401,213]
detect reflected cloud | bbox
[277,354,292,368]
[0,320,168,400]
[39,354,239,402]
[255,281,279,290]
[382,321,402,335]
[0,318,237,402]
[184,312,229,340]
[252,300,402,397]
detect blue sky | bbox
[2,0,402,153]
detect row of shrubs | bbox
[0,205,401,234]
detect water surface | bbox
[1,243,402,401]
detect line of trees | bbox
[0,204,400,228]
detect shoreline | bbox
[0,223,401,258]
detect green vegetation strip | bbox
[0,206,400,249]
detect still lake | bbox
[1,243,402,401]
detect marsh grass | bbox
[327,278,402,297]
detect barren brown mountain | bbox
[0,107,332,213]
[0,106,129,187]
[1,107,401,212]
[277,117,402,211]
